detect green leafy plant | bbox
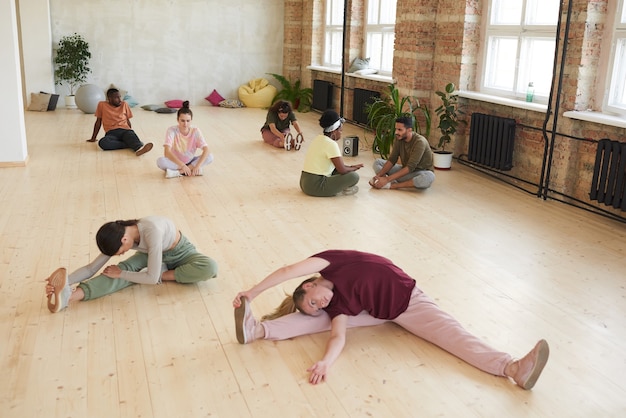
[54,33,91,96]
[365,84,431,159]
[268,73,313,112]
[434,82,465,152]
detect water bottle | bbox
[526,82,535,102]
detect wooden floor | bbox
[1,105,625,417]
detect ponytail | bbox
[261,276,319,321]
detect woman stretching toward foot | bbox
[233,250,549,389]
[45,216,218,313]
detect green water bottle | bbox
[526,82,535,102]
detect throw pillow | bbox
[218,99,245,108]
[165,99,184,108]
[124,95,139,107]
[205,89,225,106]
[28,92,51,112]
[40,91,60,111]
[348,57,370,73]
[141,104,161,111]
[155,107,177,113]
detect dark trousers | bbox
[98,128,143,151]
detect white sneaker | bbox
[234,297,258,344]
[341,185,359,195]
[284,133,293,151]
[294,133,304,150]
[165,169,181,179]
[47,267,71,313]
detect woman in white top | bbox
[45,216,218,313]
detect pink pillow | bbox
[205,89,225,106]
[165,99,184,108]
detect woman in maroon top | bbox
[233,250,549,389]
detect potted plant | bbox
[433,82,465,169]
[268,73,313,112]
[365,84,431,159]
[54,33,91,108]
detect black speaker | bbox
[343,136,359,156]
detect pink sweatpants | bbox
[261,127,290,148]
[261,286,512,376]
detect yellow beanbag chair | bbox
[238,78,277,108]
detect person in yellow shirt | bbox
[87,88,153,156]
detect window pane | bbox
[381,32,395,72]
[367,33,383,69]
[608,38,626,109]
[485,37,518,90]
[367,0,379,24]
[327,0,344,26]
[518,37,556,96]
[379,0,396,24]
[525,0,559,25]
[491,0,522,25]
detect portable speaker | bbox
[343,136,359,156]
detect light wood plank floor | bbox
[1,105,625,417]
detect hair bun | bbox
[182,100,190,108]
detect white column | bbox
[0,0,28,166]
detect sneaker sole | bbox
[234,297,249,344]
[136,143,153,156]
[521,339,550,390]
[284,134,293,151]
[47,267,68,313]
[294,133,303,151]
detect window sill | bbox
[307,65,395,84]
[563,110,626,129]
[458,90,548,113]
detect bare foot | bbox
[86,138,97,142]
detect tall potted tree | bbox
[365,84,431,159]
[54,33,91,108]
[433,83,464,169]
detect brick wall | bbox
[283,0,626,218]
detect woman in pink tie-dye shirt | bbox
[157,101,214,178]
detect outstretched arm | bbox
[233,256,330,307]
[307,314,348,384]
[87,118,103,142]
[330,156,363,174]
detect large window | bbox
[605,1,626,115]
[482,0,559,102]
[365,0,396,74]
[322,0,395,74]
[323,0,344,68]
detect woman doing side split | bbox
[299,109,363,197]
[260,100,304,150]
[45,216,218,313]
[157,101,214,179]
[233,250,549,389]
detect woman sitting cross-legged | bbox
[157,101,214,179]
[45,215,218,313]
[233,250,549,389]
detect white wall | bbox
[19,0,55,103]
[0,0,28,165]
[49,0,285,106]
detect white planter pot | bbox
[433,151,453,170]
[64,95,77,108]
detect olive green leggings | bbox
[78,234,218,300]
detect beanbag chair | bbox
[238,78,277,108]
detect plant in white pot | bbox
[433,83,464,169]
[54,33,91,108]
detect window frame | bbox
[479,0,559,103]
[604,0,626,116]
[364,0,396,75]
[322,0,345,69]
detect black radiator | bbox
[590,139,626,211]
[353,88,380,125]
[312,80,333,111]
[468,113,516,170]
